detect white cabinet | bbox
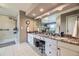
[45,38,58,56]
[58,46,79,56]
[28,33,34,46]
[58,41,79,56]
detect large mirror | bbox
[0,8,18,44]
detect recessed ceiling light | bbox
[32,13,36,16]
[40,8,44,12]
[46,13,50,15]
[57,7,63,11]
[56,4,69,11]
[39,16,42,19]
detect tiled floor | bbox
[0,42,39,56]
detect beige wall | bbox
[0,15,16,43]
[20,11,27,43]
[27,19,39,32]
[60,15,66,33]
[19,11,40,43]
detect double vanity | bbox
[27,33,79,56]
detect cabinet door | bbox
[28,34,34,46]
[45,47,57,56]
[59,46,79,56]
[45,38,57,56]
[58,41,79,56]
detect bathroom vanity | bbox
[27,33,79,56]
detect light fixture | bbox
[32,13,36,16]
[39,16,42,19]
[40,8,44,12]
[56,7,63,11]
[46,12,50,15]
[26,20,30,25]
[56,4,69,11]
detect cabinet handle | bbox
[49,51,51,54]
[57,48,60,50]
[49,44,51,46]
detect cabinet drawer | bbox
[58,41,79,56]
[45,38,58,56]
[58,41,79,52]
[45,47,57,56]
[46,39,57,48]
[46,43,57,49]
[58,46,79,56]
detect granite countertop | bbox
[29,33,79,46]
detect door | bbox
[66,16,77,35]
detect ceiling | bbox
[27,3,63,18]
[0,3,79,19]
[0,3,33,11]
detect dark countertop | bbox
[28,33,79,46]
